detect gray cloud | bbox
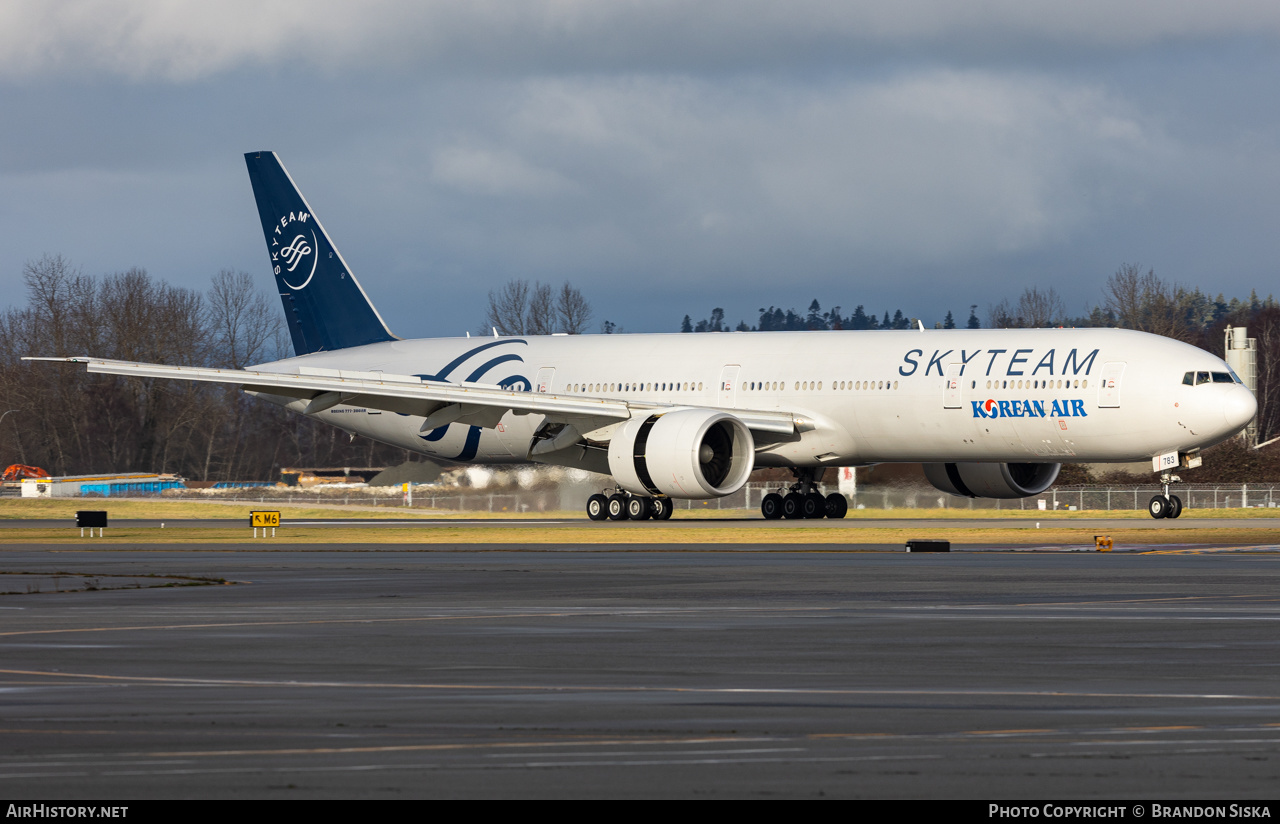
[5,1,1280,81]
[409,72,1169,284]
[1,2,1278,337]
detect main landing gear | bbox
[760,467,848,520]
[586,490,674,521]
[1148,473,1184,519]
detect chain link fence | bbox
[666,483,1280,513]
[21,480,1280,513]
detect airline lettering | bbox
[272,211,310,235]
[899,348,1098,377]
[972,398,1088,419]
[270,212,319,290]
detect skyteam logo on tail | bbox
[973,398,1087,418]
[271,211,318,290]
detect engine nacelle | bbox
[608,409,755,499]
[922,462,1060,499]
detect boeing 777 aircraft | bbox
[32,152,1257,520]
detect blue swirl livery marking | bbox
[408,340,531,460]
[279,230,318,290]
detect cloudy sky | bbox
[2,1,1279,338]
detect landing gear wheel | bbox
[802,492,826,519]
[825,493,848,519]
[1168,495,1183,519]
[607,494,629,521]
[782,492,804,519]
[761,493,784,520]
[1148,495,1169,519]
[627,496,651,520]
[586,494,608,521]
[651,498,674,520]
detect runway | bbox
[3,514,1279,530]
[1,533,1279,798]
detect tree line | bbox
[681,303,982,332]
[2,257,1278,482]
[675,264,1280,445]
[0,255,417,480]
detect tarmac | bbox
[1,517,1278,799]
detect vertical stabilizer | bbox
[244,152,396,354]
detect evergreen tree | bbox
[967,305,981,329]
[943,310,955,329]
[826,305,843,330]
[680,315,693,333]
[806,299,825,330]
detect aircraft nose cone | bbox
[1224,386,1257,432]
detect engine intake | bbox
[923,462,1060,499]
[608,409,755,499]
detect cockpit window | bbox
[1183,370,1245,386]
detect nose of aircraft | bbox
[1224,385,1257,432]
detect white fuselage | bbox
[252,327,1255,470]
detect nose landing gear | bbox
[1148,473,1184,519]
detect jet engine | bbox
[922,462,1060,499]
[607,409,755,499]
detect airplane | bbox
[29,152,1258,521]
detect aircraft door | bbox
[718,365,741,407]
[535,367,556,394]
[943,363,963,409]
[1098,362,1125,408]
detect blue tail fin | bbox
[244,152,396,354]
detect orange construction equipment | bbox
[2,465,50,482]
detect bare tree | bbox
[526,282,556,335]
[486,278,594,335]
[486,280,530,335]
[1105,263,1190,340]
[1017,286,1065,328]
[989,286,1066,329]
[987,297,1021,329]
[207,269,283,369]
[1,256,420,481]
[557,282,593,334]
[1251,307,1280,443]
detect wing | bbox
[25,357,803,448]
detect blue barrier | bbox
[80,481,186,497]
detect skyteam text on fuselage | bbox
[30,152,1257,521]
